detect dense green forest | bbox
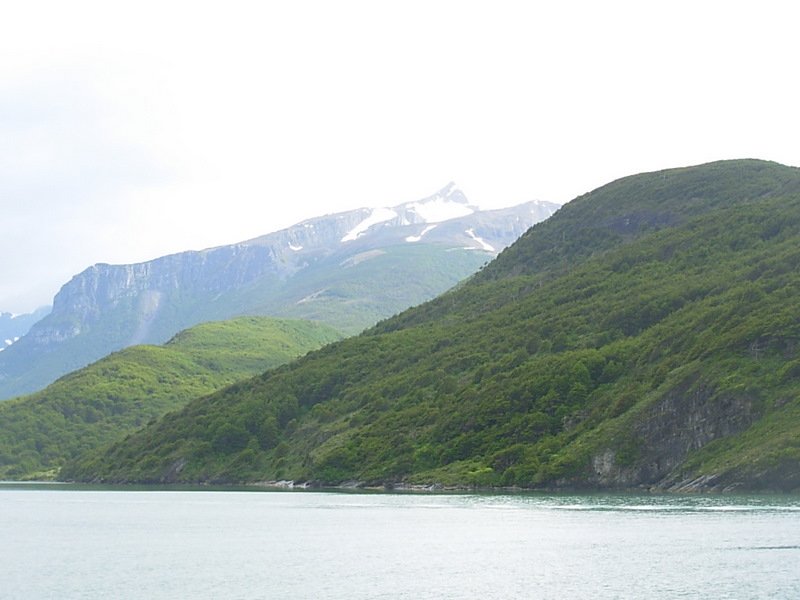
[62,160,800,492]
[0,317,343,479]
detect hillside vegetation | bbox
[62,160,800,492]
[0,317,343,479]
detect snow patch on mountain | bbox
[465,229,495,252]
[342,208,398,242]
[405,197,474,223]
[2,336,20,351]
[406,225,438,243]
[289,244,303,251]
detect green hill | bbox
[0,317,343,479]
[61,160,800,492]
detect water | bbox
[1,483,798,599]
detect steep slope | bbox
[0,316,343,479]
[0,185,556,400]
[61,159,800,492]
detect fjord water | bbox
[1,484,798,600]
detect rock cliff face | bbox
[35,244,286,347]
[582,371,762,491]
[0,184,558,400]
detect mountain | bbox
[60,159,800,492]
[0,307,51,353]
[0,316,343,479]
[0,184,558,400]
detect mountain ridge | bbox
[60,158,800,492]
[0,185,557,400]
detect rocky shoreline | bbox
[249,478,790,494]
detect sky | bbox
[2,0,798,314]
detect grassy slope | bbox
[0,316,343,479]
[60,160,800,491]
[261,244,493,334]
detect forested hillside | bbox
[62,160,800,492]
[0,317,343,479]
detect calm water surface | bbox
[1,483,798,599]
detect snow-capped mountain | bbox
[242,182,556,254]
[0,185,559,400]
[339,183,476,242]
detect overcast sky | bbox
[2,0,798,313]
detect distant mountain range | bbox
[0,184,558,400]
